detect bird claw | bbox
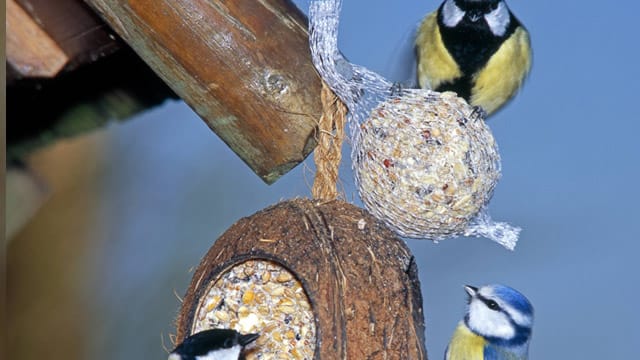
[389,82,404,97]
[471,106,488,121]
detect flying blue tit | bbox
[416,0,532,115]
[445,284,534,360]
[168,329,259,360]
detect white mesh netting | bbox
[309,0,520,249]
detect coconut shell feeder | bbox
[175,198,427,359]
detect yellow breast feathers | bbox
[416,12,462,90]
[445,322,487,360]
[471,27,532,114]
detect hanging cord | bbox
[312,81,347,201]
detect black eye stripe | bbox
[477,294,502,311]
[485,299,500,310]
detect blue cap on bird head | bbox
[491,285,534,317]
[465,284,534,323]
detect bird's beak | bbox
[239,333,260,346]
[467,11,483,22]
[464,285,478,298]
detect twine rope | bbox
[312,81,347,201]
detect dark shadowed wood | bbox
[176,199,428,359]
[85,0,323,183]
[7,50,178,162]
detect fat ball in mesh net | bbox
[309,0,520,249]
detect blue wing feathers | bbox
[484,345,500,360]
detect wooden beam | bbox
[6,0,121,79]
[14,0,121,72]
[84,0,323,183]
[6,0,68,77]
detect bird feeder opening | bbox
[192,259,316,360]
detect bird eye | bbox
[486,300,500,311]
[223,338,234,348]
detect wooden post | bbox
[84,0,323,184]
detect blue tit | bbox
[416,0,532,115]
[169,329,259,360]
[445,284,534,360]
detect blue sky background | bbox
[71,1,640,358]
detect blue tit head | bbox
[169,329,259,360]
[464,284,534,346]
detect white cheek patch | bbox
[197,345,242,360]
[442,0,465,27]
[485,2,510,36]
[467,299,515,340]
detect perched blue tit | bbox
[416,0,532,115]
[445,284,534,360]
[168,329,259,360]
